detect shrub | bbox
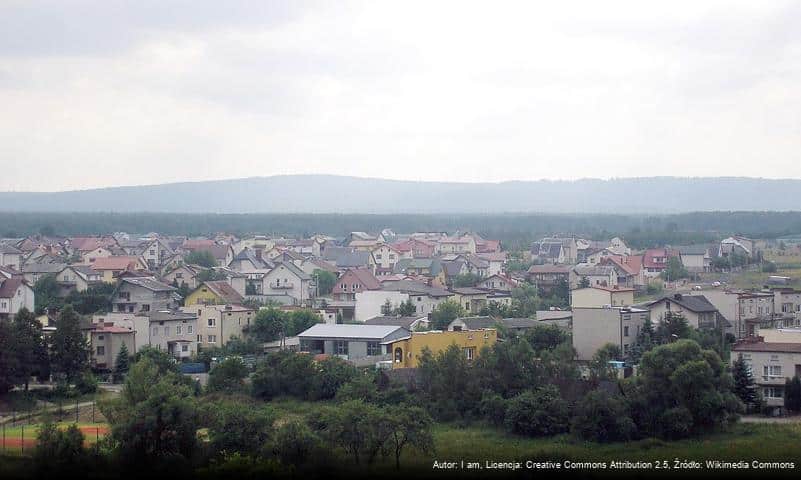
[479,391,507,426]
[571,390,636,442]
[273,420,322,466]
[504,385,568,437]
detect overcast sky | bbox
[1,0,800,192]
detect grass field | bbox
[0,422,109,454]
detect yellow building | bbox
[184,280,244,306]
[384,329,497,368]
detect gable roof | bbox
[732,342,801,353]
[648,294,718,313]
[200,280,245,303]
[342,268,382,290]
[270,260,312,281]
[92,256,143,271]
[120,277,176,292]
[527,264,571,274]
[335,251,371,268]
[0,243,23,255]
[450,316,496,329]
[381,280,452,298]
[22,262,68,274]
[0,277,28,298]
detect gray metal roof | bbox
[298,323,407,340]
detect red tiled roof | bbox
[603,255,642,275]
[642,248,679,269]
[732,342,801,353]
[91,256,142,271]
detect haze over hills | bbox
[1,175,800,214]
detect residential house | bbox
[642,248,680,279]
[364,315,429,331]
[181,304,255,349]
[646,294,724,330]
[475,252,506,276]
[731,335,801,409]
[228,247,272,272]
[353,290,410,322]
[22,262,68,285]
[530,241,565,264]
[0,243,24,270]
[92,256,148,283]
[369,244,402,275]
[570,286,634,309]
[435,236,476,255]
[261,261,314,305]
[719,236,755,259]
[385,329,497,368]
[87,323,135,370]
[600,255,644,289]
[676,245,712,273]
[298,324,409,364]
[146,311,198,359]
[80,246,114,265]
[535,310,573,330]
[448,316,538,336]
[569,264,618,289]
[112,277,178,314]
[380,280,454,316]
[0,277,35,321]
[572,306,649,361]
[54,265,102,293]
[332,268,382,302]
[527,264,570,295]
[477,274,516,293]
[299,258,338,277]
[140,238,175,270]
[161,264,202,290]
[184,280,245,306]
[451,287,489,314]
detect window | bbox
[208,335,217,344]
[367,342,381,356]
[763,365,782,380]
[187,325,193,334]
[208,318,216,327]
[623,326,629,337]
[98,335,104,341]
[152,327,158,337]
[96,346,105,356]
[464,347,475,361]
[763,387,783,399]
[176,325,182,335]
[334,340,348,355]
[197,335,202,342]
[164,326,170,336]
[181,344,188,352]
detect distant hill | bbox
[1,175,800,213]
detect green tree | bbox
[732,354,760,413]
[417,344,481,421]
[762,261,778,273]
[589,343,622,380]
[655,312,693,343]
[113,343,131,383]
[273,419,322,466]
[429,300,466,330]
[11,308,50,390]
[629,317,655,364]
[207,357,248,393]
[100,356,198,464]
[203,400,274,456]
[184,250,217,268]
[50,305,90,382]
[386,405,435,469]
[624,339,741,439]
[578,276,591,288]
[452,273,483,288]
[571,390,636,442]
[34,422,87,474]
[393,298,417,317]
[524,324,570,352]
[0,321,19,393]
[784,376,801,413]
[33,274,62,314]
[196,268,227,283]
[380,299,393,315]
[313,269,336,296]
[504,386,569,437]
[661,257,689,280]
